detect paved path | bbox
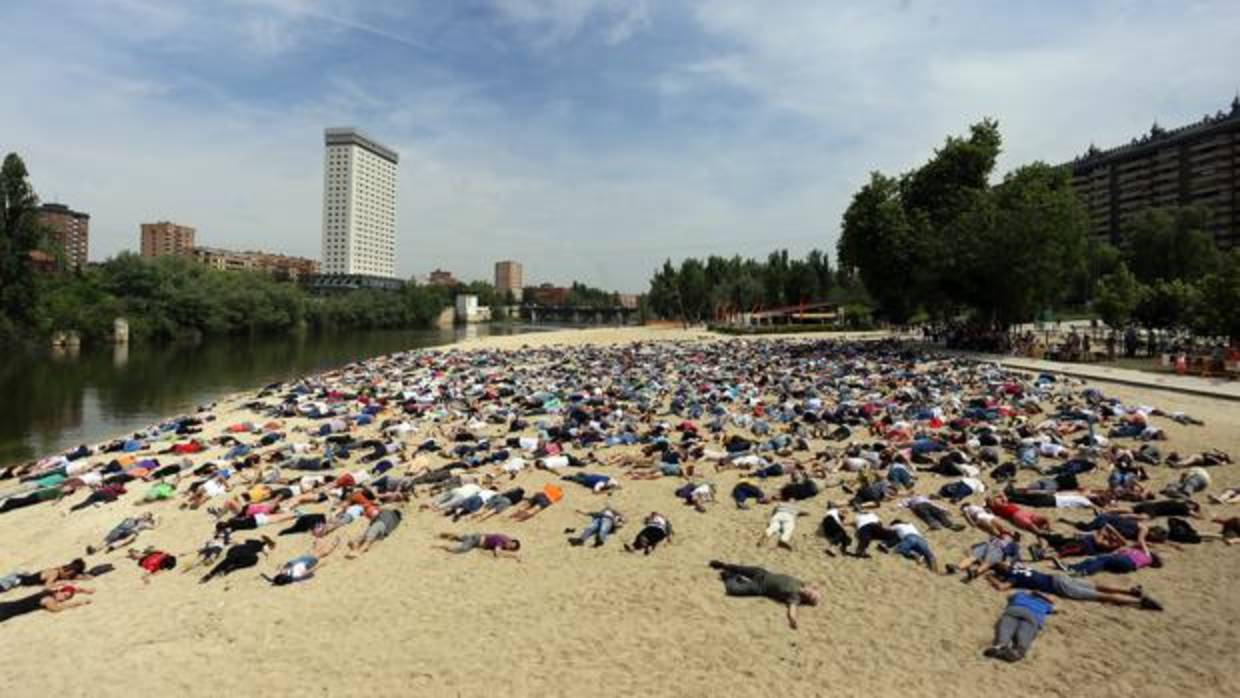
[981,354,1240,402]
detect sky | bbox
[3,0,1238,293]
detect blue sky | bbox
[3,0,1238,292]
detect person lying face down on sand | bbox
[567,505,624,547]
[561,472,621,494]
[984,591,1055,663]
[436,532,521,560]
[985,562,1162,611]
[346,508,404,558]
[757,500,808,551]
[708,560,820,630]
[264,536,340,585]
[510,484,563,522]
[0,583,94,624]
[0,558,91,594]
[200,536,276,584]
[984,495,1052,535]
[674,481,715,513]
[85,512,157,555]
[624,512,674,555]
[128,547,177,583]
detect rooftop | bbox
[325,127,400,164]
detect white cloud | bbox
[4,0,1239,295]
[490,0,651,48]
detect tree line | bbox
[642,118,1237,342]
[645,249,869,325]
[1092,206,1240,341]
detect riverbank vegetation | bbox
[1,151,457,345]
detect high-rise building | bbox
[140,221,196,257]
[1064,96,1240,249]
[322,127,399,278]
[37,203,89,269]
[494,260,524,301]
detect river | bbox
[0,324,538,466]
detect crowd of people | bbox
[1,337,1237,665]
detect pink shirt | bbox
[1119,548,1152,568]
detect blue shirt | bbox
[1003,566,1057,594]
[1008,592,1055,627]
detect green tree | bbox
[838,172,923,322]
[1189,250,1240,340]
[964,162,1089,327]
[1093,263,1143,330]
[1125,207,1219,284]
[1133,279,1197,332]
[0,153,44,329]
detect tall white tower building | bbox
[321,127,399,277]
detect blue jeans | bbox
[575,516,615,545]
[939,482,973,502]
[887,467,913,490]
[1069,553,1137,577]
[894,534,936,568]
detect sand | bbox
[1,326,1238,698]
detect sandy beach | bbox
[1,326,1238,698]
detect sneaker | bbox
[1139,595,1164,611]
[997,647,1024,662]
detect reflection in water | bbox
[1,325,535,466]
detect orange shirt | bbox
[543,484,563,504]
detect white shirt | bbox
[960,477,985,495]
[540,455,569,470]
[854,512,880,529]
[963,504,994,523]
[891,522,920,540]
[1054,493,1093,509]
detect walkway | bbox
[980,354,1240,402]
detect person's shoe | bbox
[708,560,724,569]
[944,564,958,575]
[983,645,1004,659]
[592,538,606,548]
[85,545,97,555]
[997,647,1025,662]
[568,538,583,547]
[1140,595,1164,611]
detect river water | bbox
[0,325,536,466]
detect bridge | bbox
[726,301,844,326]
[519,304,640,326]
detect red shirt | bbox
[139,552,170,573]
[990,502,1020,518]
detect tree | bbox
[1190,250,1240,340]
[1093,263,1143,330]
[0,153,44,327]
[1125,207,1219,284]
[962,162,1089,327]
[837,172,923,323]
[1133,279,1197,333]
